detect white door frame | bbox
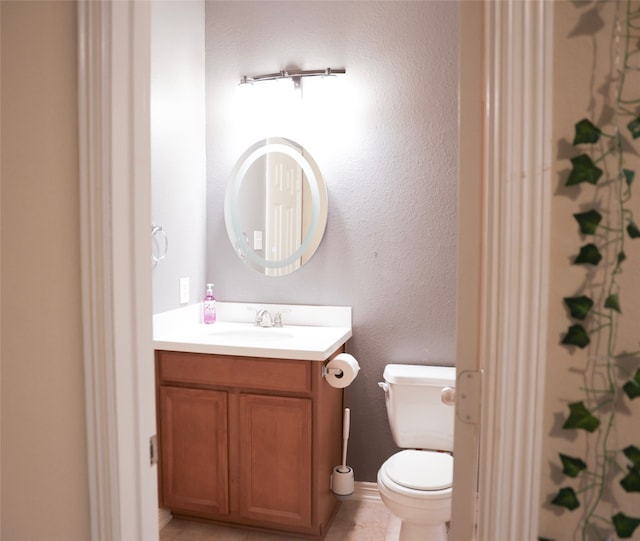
[78,2,158,540]
[449,1,484,537]
[451,1,553,539]
[477,2,553,538]
[78,1,553,540]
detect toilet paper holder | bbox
[322,365,344,378]
[323,353,360,388]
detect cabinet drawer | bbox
[156,350,312,393]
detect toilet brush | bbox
[330,408,354,499]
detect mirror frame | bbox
[224,137,328,275]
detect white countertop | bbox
[153,302,352,361]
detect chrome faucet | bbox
[254,308,291,328]
[273,309,290,327]
[254,309,273,327]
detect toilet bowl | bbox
[377,450,452,541]
[376,364,456,541]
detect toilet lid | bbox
[385,450,453,491]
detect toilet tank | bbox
[381,364,456,452]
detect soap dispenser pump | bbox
[203,283,216,324]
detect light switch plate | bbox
[253,230,263,251]
[179,277,189,304]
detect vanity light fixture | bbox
[238,67,346,89]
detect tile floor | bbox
[160,499,401,541]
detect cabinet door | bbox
[238,393,312,527]
[159,386,228,516]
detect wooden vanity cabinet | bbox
[159,386,229,515]
[237,393,312,527]
[155,348,345,539]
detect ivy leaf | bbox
[573,209,602,234]
[551,487,580,510]
[563,296,594,320]
[612,512,640,538]
[574,243,602,265]
[624,445,640,465]
[573,118,602,144]
[628,117,640,139]
[620,465,640,492]
[618,251,627,264]
[623,369,640,400]
[620,444,640,493]
[627,222,640,239]
[559,453,587,477]
[620,442,640,496]
[624,168,635,187]
[566,154,604,186]
[604,293,622,313]
[562,325,591,348]
[563,401,600,432]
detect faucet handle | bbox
[273,309,291,327]
[254,308,272,327]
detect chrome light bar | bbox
[239,67,346,87]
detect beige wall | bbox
[540,1,640,538]
[1,2,91,539]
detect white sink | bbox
[153,302,352,361]
[204,324,296,342]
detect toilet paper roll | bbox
[324,353,360,388]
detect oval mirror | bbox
[224,138,328,276]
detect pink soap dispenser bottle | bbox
[203,283,216,324]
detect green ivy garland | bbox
[540,2,640,540]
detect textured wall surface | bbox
[204,1,459,481]
[151,1,207,314]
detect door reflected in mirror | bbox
[224,138,328,276]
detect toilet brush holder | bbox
[331,407,354,499]
[330,466,354,499]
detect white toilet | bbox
[377,364,456,541]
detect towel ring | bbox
[152,224,168,265]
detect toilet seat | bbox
[384,450,453,491]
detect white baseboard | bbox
[352,481,381,502]
[158,508,172,530]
